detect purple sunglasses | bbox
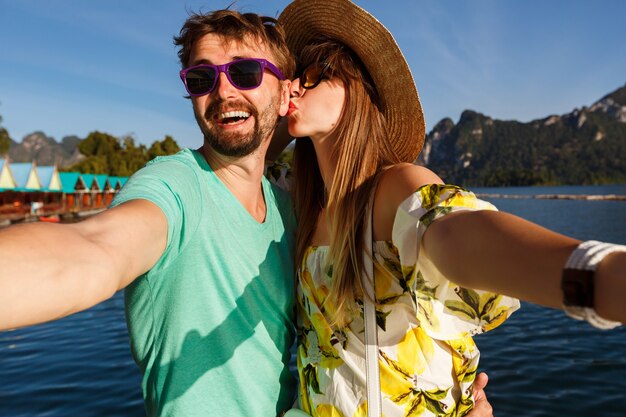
[179,58,285,97]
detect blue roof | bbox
[59,172,83,193]
[81,174,97,190]
[108,176,120,189]
[10,163,36,188]
[37,166,56,189]
[1,167,129,194]
[94,174,109,190]
[13,187,41,192]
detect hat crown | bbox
[279,0,425,162]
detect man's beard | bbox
[195,95,281,158]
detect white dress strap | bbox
[363,179,381,417]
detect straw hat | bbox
[278,0,425,162]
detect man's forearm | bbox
[0,200,167,330]
[0,222,119,330]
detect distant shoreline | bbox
[476,193,626,201]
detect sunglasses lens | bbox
[301,63,330,89]
[185,67,217,95]
[228,60,263,89]
[302,65,323,88]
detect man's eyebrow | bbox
[189,55,254,66]
[189,58,212,66]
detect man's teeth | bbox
[219,111,250,121]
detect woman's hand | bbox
[466,372,494,417]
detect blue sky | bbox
[1,0,625,149]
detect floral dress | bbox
[296,184,520,417]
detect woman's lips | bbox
[287,101,298,116]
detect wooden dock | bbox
[0,207,105,227]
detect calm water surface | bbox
[474,185,626,417]
[1,185,625,416]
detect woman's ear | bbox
[279,79,292,117]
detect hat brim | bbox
[279,0,425,162]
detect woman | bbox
[275,1,626,416]
[277,1,518,416]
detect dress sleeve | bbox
[392,184,520,340]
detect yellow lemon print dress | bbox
[296,184,520,417]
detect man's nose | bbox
[214,71,237,99]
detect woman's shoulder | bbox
[376,163,443,211]
[372,163,443,241]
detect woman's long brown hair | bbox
[292,39,400,327]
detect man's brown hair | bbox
[174,9,295,80]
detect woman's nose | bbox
[290,78,302,97]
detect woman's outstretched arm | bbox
[422,209,626,324]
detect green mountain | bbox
[2,84,625,185]
[419,83,626,186]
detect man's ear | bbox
[278,80,291,117]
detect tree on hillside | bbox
[0,115,11,155]
[77,131,122,157]
[112,137,150,177]
[148,135,180,160]
[64,131,181,176]
[68,131,121,175]
[0,128,10,156]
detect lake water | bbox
[473,184,626,417]
[1,185,625,417]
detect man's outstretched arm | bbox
[0,199,167,330]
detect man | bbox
[0,7,494,417]
[0,9,296,417]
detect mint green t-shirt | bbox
[111,149,296,417]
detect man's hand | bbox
[466,372,493,417]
